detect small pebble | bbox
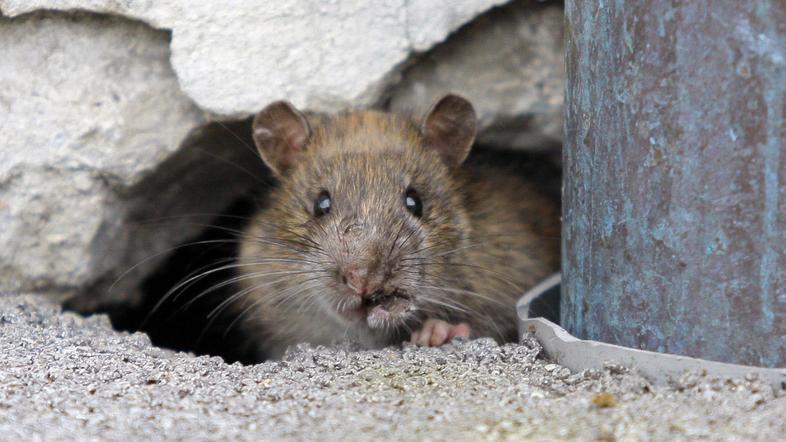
[591,392,617,408]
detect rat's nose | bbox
[343,267,380,297]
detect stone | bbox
[0,0,508,116]
[388,0,564,152]
[0,12,205,296]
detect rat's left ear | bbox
[420,94,477,167]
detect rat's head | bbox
[250,95,476,332]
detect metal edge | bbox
[519,316,786,391]
[516,273,561,320]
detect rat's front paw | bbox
[410,319,471,347]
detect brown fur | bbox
[236,106,559,360]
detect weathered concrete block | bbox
[0,0,509,116]
[389,0,563,151]
[0,12,205,295]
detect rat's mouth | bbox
[364,290,414,328]
[339,290,413,327]
[363,289,411,309]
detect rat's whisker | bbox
[416,284,509,307]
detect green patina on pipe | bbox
[562,0,785,367]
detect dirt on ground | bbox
[1,294,784,441]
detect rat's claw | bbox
[410,319,471,347]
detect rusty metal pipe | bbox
[562,0,785,367]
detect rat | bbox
[233,94,559,360]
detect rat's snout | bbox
[342,266,384,297]
[342,265,385,298]
[338,219,391,297]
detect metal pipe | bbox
[562,0,785,367]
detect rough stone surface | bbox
[0,12,206,295]
[389,0,564,151]
[0,0,509,116]
[1,294,784,440]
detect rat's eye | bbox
[404,188,423,218]
[314,190,332,217]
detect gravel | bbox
[1,294,784,441]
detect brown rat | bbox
[234,94,559,360]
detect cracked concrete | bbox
[0,0,507,115]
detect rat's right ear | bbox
[252,100,311,176]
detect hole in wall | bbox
[73,136,562,365]
[65,117,272,364]
[108,196,263,364]
[60,0,566,363]
[465,147,563,327]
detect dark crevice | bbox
[51,1,565,365]
[62,107,561,366]
[78,145,561,365]
[101,196,262,364]
[65,117,273,364]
